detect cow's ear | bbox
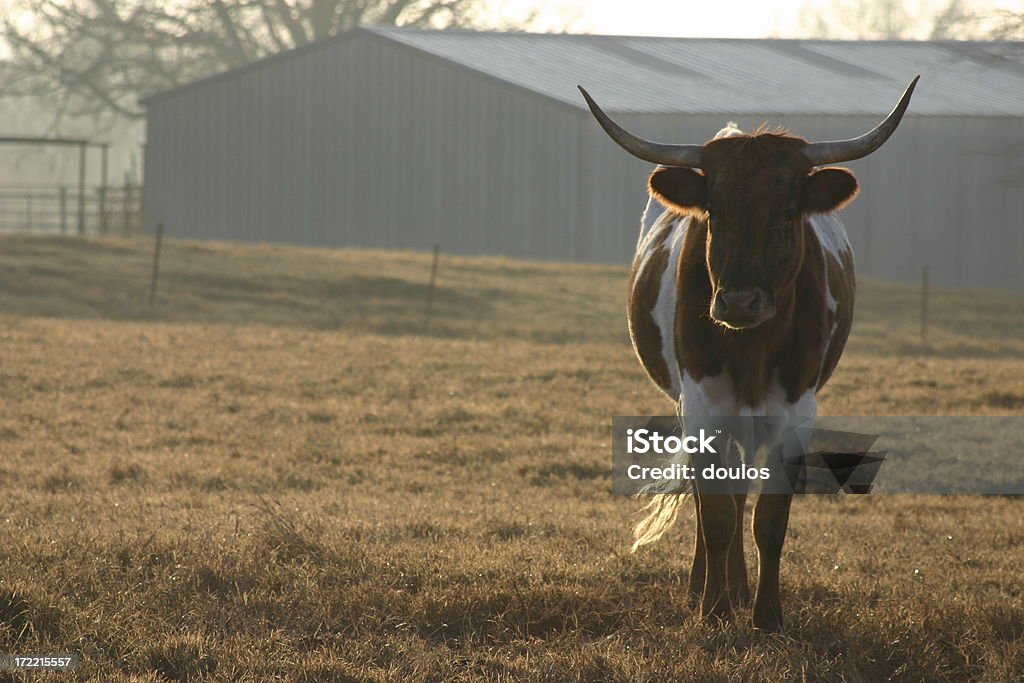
[802,167,859,214]
[648,167,708,215]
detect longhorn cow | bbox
[579,77,919,631]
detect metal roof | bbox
[369,28,1024,116]
[143,27,1024,117]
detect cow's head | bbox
[579,77,918,330]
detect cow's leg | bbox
[727,492,750,606]
[697,491,736,622]
[687,493,706,606]
[752,493,792,632]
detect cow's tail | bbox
[631,486,691,552]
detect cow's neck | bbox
[675,217,825,408]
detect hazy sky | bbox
[0,0,1019,39]
[507,0,802,37]
[486,0,1022,38]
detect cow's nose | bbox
[718,288,763,316]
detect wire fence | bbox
[0,183,142,236]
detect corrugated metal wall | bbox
[145,32,582,261]
[145,32,1024,289]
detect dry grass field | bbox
[0,234,1022,682]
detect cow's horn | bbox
[578,86,703,168]
[805,76,920,165]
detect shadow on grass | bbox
[2,235,1022,355]
[0,235,499,339]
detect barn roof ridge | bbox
[141,27,1024,117]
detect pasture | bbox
[0,234,1022,681]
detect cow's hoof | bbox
[752,606,784,633]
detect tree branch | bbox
[0,0,491,131]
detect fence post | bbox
[99,144,109,234]
[920,265,929,340]
[59,187,67,234]
[423,244,440,334]
[123,176,131,235]
[149,223,164,308]
[77,142,86,234]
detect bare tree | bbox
[933,3,1024,40]
[0,0,492,127]
[930,0,971,38]
[797,0,1024,41]
[798,0,917,39]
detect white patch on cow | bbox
[744,389,817,494]
[676,372,817,495]
[811,212,854,385]
[680,370,735,417]
[824,283,839,317]
[635,201,674,272]
[638,195,663,246]
[821,259,839,364]
[715,122,744,139]
[790,387,817,419]
[650,215,688,397]
[681,371,816,421]
[644,370,738,493]
[810,213,852,263]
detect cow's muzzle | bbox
[712,287,774,329]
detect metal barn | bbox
[142,29,1024,289]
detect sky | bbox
[484,0,1023,38]
[508,0,803,37]
[0,0,1019,39]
